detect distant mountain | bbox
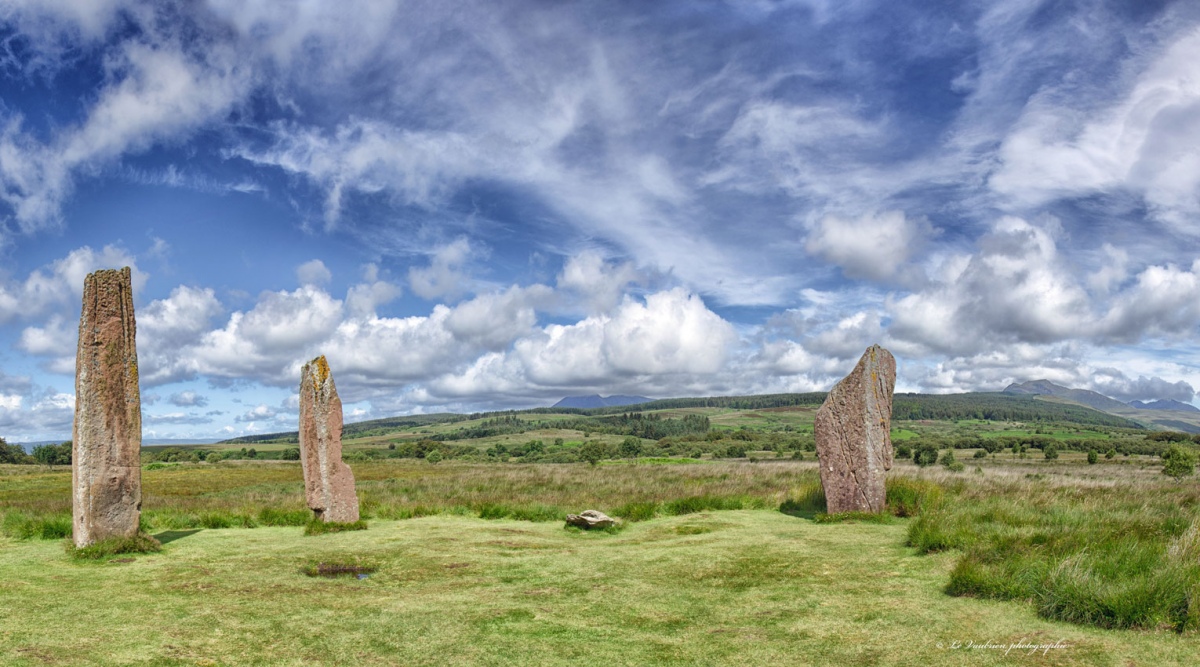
[552,394,653,409]
[1002,380,1130,412]
[1128,399,1200,413]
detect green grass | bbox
[908,476,1200,631]
[1,512,1196,665]
[64,532,162,560]
[0,461,817,535]
[304,519,368,536]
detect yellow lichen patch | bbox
[310,355,330,390]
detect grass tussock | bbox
[3,512,71,540]
[65,533,162,560]
[909,476,1200,631]
[303,519,368,536]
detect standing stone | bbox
[299,355,360,523]
[73,267,142,547]
[814,344,896,514]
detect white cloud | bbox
[889,216,1094,354]
[0,244,144,323]
[168,390,208,408]
[556,250,641,313]
[805,210,933,283]
[990,26,1200,232]
[0,34,252,229]
[408,238,474,301]
[296,259,332,286]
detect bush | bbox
[895,445,911,459]
[947,461,965,472]
[913,443,939,467]
[281,448,300,461]
[939,449,956,468]
[1043,444,1059,460]
[1162,444,1196,480]
[619,437,642,458]
[1105,448,1115,459]
[579,441,605,465]
[972,449,987,459]
[426,449,443,464]
[1087,450,1098,465]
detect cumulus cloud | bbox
[0,245,143,323]
[232,404,277,423]
[408,238,475,301]
[296,259,332,286]
[889,217,1093,354]
[168,390,208,407]
[556,250,641,313]
[1090,370,1195,403]
[805,210,933,283]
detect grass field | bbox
[3,511,1198,666]
[3,447,1199,664]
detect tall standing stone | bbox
[73,267,142,547]
[299,355,360,523]
[814,344,896,514]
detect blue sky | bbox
[1,0,1199,442]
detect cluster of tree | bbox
[0,439,72,465]
[144,446,272,463]
[0,437,34,464]
[32,441,72,465]
[891,393,1140,427]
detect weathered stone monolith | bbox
[299,355,360,523]
[814,344,896,514]
[73,267,142,548]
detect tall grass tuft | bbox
[910,477,1200,631]
[3,512,72,540]
[303,519,368,536]
[66,533,162,560]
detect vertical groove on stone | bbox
[299,355,360,523]
[814,344,896,514]
[72,267,142,547]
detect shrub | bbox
[579,441,605,465]
[972,449,987,459]
[947,461,965,472]
[426,449,443,464]
[895,445,911,459]
[1087,450,1098,465]
[282,448,300,461]
[1044,444,1059,460]
[913,443,939,467]
[619,436,642,458]
[1105,448,1115,459]
[1162,444,1196,480]
[939,449,956,468]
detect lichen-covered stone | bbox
[299,355,360,523]
[814,344,896,514]
[565,510,616,529]
[73,267,142,547]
